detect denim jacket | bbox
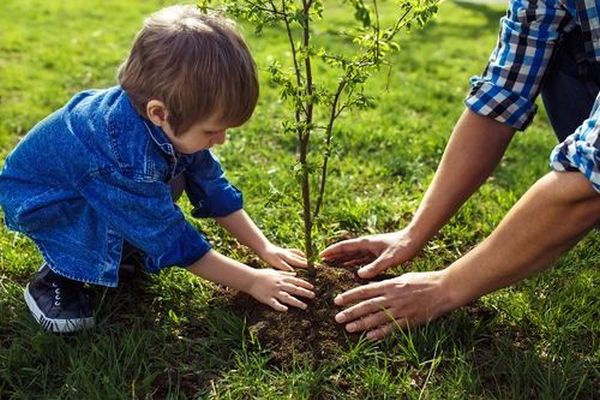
[0,86,243,286]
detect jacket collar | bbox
[142,120,177,158]
[118,88,177,158]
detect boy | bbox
[0,5,314,333]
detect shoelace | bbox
[51,282,62,307]
[48,277,88,310]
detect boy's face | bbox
[146,100,232,154]
[163,115,231,155]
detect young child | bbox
[0,5,315,333]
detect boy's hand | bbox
[257,243,307,271]
[247,269,315,312]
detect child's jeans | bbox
[541,27,600,143]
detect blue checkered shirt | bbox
[465,0,600,130]
[550,92,600,192]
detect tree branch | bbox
[314,79,346,218]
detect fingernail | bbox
[357,268,370,278]
[346,323,357,332]
[335,313,346,323]
[334,295,342,305]
[366,332,377,340]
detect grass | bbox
[1,0,599,398]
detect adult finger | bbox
[334,296,388,324]
[320,238,368,260]
[323,252,373,268]
[366,323,395,340]
[357,249,400,279]
[282,283,315,299]
[278,292,308,310]
[268,298,288,312]
[344,309,395,333]
[341,255,376,268]
[334,282,385,306]
[285,276,314,290]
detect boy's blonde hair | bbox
[118,5,258,135]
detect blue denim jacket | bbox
[0,86,243,286]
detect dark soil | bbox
[219,264,368,368]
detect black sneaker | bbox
[24,264,94,333]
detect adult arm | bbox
[334,171,600,339]
[321,109,515,278]
[321,0,572,277]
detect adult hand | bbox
[258,242,308,272]
[247,269,315,312]
[334,270,454,340]
[319,229,424,279]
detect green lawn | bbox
[1,0,599,398]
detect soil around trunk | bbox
[220,264,368,368]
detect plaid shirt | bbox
[465,0,600,130]
[550,93,600,192]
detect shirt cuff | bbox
[465,77,537,131]
[145,221,211,271]
[191,184,243,218]
[549,119,600,193]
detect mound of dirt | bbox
[221,265,367,367]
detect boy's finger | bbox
[269,298,288,312]
[290,252,308,262]
[278,292,307,310]
[288,248,306,257]
[286,276,314,290]
[283,283,315,299]
[284,254,308,268]
[274,260,294,272]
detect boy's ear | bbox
[146,100,169,127]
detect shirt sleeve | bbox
[184,151,244,218]
[78,168,211,271]
[549,95,600,193]
[465,0,571,130]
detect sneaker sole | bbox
[24,283,95,333]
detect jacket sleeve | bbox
[78,168,211,271]
[184,151,243,218]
